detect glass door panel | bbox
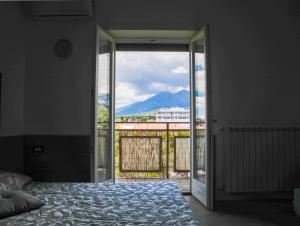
[95,27,115,182]
[190,27,211,207]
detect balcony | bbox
[112,122,205,192]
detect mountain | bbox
[116,90,190,116]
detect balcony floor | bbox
[115,178,190,193]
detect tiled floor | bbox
[185,196,300,226]
[116,178,190,192]
[116,179,300,225]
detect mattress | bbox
[0,182,199,225]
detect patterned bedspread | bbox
[0,182,199,226]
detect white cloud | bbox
[195,71,206,94]
[116,51,189,83]
[196,96,206,118]
[196,96,205,106]
[115,82,153,108]
[149,82,188,93]
[171,66,189,74]
[98,53,110,95]
[195,53,205,66]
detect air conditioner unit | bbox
[32,1,94,20]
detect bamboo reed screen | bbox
[119,136,162,172]
[174,137,190,172]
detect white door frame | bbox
[91,27,214,207]
[189,25,214,209]
[91,26,116,182]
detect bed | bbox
[0,182,199,225]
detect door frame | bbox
[91,26,116,182]
[189,25,214,209]
[91,27,214,208]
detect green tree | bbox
[98,105,109,122]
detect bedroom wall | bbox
[24,20,93,136]
[207,0,300,201]
[1,0,299,198]
[22,17,94,182]
[96,0,300,121]
[95,0,300,201]
[0,2,93,182]
[0,2,28,172]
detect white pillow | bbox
[0,171,32,192]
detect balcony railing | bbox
[112,122,205,180]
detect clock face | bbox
[54,39,73,58]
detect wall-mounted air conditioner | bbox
[32,1,93,20]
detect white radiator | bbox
[221,126,300,193]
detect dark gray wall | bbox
[0,2,94,180]
[22,12,94,181]
[0,136,24,173]
[24,19,93,135]
[0,2,27,136]
[24,135,90,182]
[0,3,27,172]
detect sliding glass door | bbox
[93,27,116,182]
[190,27,212,208]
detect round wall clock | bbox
[54,39,73,58]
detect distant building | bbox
[155,108,190,122]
